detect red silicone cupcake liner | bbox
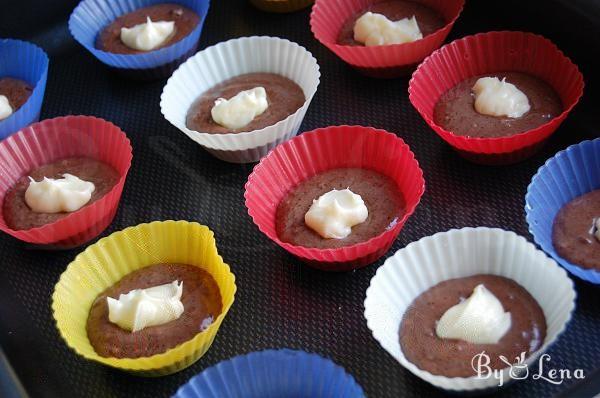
[409,31,585,165]
[0,116,133,248]
[310,0,464,78]
[244,125,425,271]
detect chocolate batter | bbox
[552,189,600,270]
[87,263,222,358]
[434,72,563,138]
[337,0,445,46]
[0,77,33,113]
[186,73,305,134]
[3,157,119,230]
[276,168,405,249]
[96,4,200,54]
[399,274,546,377]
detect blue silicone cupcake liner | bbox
[0,39,48,140]
[526,138,600,284]
[69,0,209,78]
[173,349,365,398]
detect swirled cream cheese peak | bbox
[25,174,95,213]
[353,12,422,46]
[304,188,368,239]
[0,95,13,120]
[436,284,512,344]
[211,87,269,130]
[472,77,531,118]
[107,280,184,333]
[120,17,175,51]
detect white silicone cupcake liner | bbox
[160,36,321,163]
[364,227,575,392]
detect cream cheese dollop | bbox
[107,280,184,333]
[211,87,269,130]
[120,17,175,51]
[353,12,422,46]
[436,284,512,344]
[25,174,95,213]
[0,95,13,121]
[592,218,600,242]
[304,188,368,239]
[472,77,531,118]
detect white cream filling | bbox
[436,284,512,344]
[353,12,422,46]
[107,280,184,333]
[591,217,600,243]
[120,17,175,51]
[472,77,531,118]
[25,174,95,213]
[210,87,269,130]
[304,188,368,239]
[0,95,13,121]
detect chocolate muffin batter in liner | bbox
[364,228,575,391]
[52,221,237,376]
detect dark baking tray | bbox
[1,0,599,397]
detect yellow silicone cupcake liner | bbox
[51,220,236,376]
[250,0,314,13]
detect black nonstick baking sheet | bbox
[1,0,600,397]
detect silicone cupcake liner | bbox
[526,138,600,283]
[161,36,321,163]
[244,125,425,271]
[0,39,49,139]
[250,0,314,13]
[409,31,584,165]
[364,227,576,391]
[69,0,210,79]
[0,116,132,248]
[173,349,365,397]
[52,221,237,376]
[310,0,464,78]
